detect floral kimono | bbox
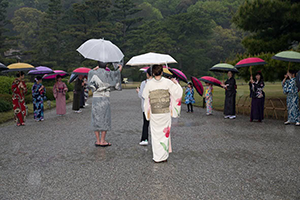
[142,77,183,162]
[283,77,300,123]
[32,83,46,121]
[205,85,213,114]
[12,79,27,125]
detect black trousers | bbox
[141,112,149,141]
[187,103,193,112]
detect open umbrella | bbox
[209,63,239,73]
[191,77,203,96]
[72,67,91,75]
[272,51,300,71]
[126,52,177,66]
[235,57,266,75]
[77,38,124,63]
[199,76,222,87]
[28,66,53,75]
[0,63,7,71]
[69,73,78,84]
[3,63,35,72]
[169,68,188,83]
[43,70,68,80]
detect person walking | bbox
[221,71,237,119]
[142,65,183,163]
[136,68,152,146]
[12,72,27,126]
[53,75,68,115]
[32,76,46,121]
[249,71,265,122]
[88,62,122,147]
[185,82,195,113]
[282,70,300,126]
[73,75,83,113]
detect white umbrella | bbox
[77,38,124,63]
[126,52,177,66]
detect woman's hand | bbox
[118,64,123,72]
[93,66,99,70]
[171,78,178,84]
[250,76,254,84]
[136,87,139,93]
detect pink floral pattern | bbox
[176,98,182,106]
[163,126,170,138]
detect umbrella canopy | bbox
[69,73,78,84]
[28,66,53,75]
[3,63,35,72]
[0,63,7,71]
[77,38,124,63]
[72,67,91,75]
[191,77,203,96]
[235,57,267,68]
[43,70,68,80]
[199,76,222,87]
[169,68,188,82]
[209,63,239,73]
[139,66,173,76]
[296,70,300,90]
[126,52,177,66]
[272,51,300,63]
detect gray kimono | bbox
[88,68,121,131]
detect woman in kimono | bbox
[143,65,183,163]
[282,70,300,126]
[32,76,46,121]
[72,75,83,113]
[249,71,265,122]
[205,82,213,115]
[12,71,27,126]
[53,75,68,115]
[185,82,195,113]
[221,71,237,119]
[88,62,122,147]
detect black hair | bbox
[146,67,151,76]
[289,70,298,76]
[16,71,25,77]
[36,76,42,81]
[56,75,62,79]
[188,82,193,88]
[98,61,108,69]
[152,65,163,76]
[254,71,263,82]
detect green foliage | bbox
[0,76,14,94]
[24,94,32,104]
[25,82,34,95]
[45,86,55,100]
[0,93,11,102]
[65,91,70,100]
[0,98,12,112]
[62,79,74,91]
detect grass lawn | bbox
[0,92,74,124]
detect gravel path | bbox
[1,89,299,199]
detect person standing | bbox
[73,75,83,113]
[32,76,46,121]
[221,71,237,119]
[53,75,68,115]
[142,65,183,163]
[88,62,122,147]
[185,82,195,113]
[282,70,300,126]
[12,71,27,126]
[249,71,265,122]
[136,68,152,146]
[205,82,213,115]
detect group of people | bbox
[9,65,300,163]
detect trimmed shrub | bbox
[62,79,74,92]
[0,93,12,102]
[66,92,70,100]
[0,99,12,112]
[25,82,34,95]
[45,87,55,101]
[25,95,33,104]
[0,76,14,95]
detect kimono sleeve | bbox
[87,70,97,92]
[109,70,122,91]
[63,83,68,95]
[138,81,146,100]
[227,78,236,91]
[53,84,58,99]
[142,82,151,121]
[169,82,183,118]
[32,84,39,98]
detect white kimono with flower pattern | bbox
[142,77,183,162]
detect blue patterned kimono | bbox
[185,87,195,104]
[282,78,300,123]
[32,83,46,121]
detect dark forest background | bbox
[0,0,299,81]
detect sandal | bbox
[95,142,112,147]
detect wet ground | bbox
[0,89,299,199]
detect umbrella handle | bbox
[288,62,291,72]
[250,66,252,76]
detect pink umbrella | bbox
[191,77,203,96]
[73,67,91,75]
[199,76,222,87]
[43,70,68,80]
[169,68,188,83]
[235,57,266,75]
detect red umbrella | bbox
[73,67,91,75]
[191,77,203,96]
[43,70,68,80]
[169,68,188,83]
[235,57,266,75]
[199,76,222,87]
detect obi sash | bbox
[149,89,170,114]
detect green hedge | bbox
[0,99,12,112]
[0,93,12,102]
[0,76,14,95]
[45,87,55,101]
[25,94,33,104]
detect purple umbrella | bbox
[28,66,54,75]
